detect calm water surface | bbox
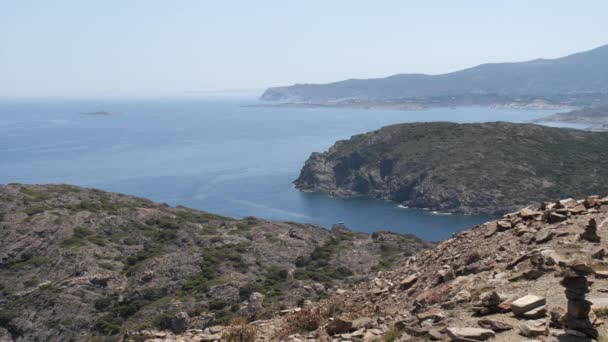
[0,97,561,240]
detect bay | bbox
[0,97,560,240]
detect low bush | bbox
[222,318,257,342]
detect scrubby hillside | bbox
[155,194,608,341]
[294,122,608,215]
[0,184,432,341]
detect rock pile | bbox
[581,218,601,242]
[560,263,599,339]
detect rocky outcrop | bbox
[294,122,608,214]
[203,193,608,341]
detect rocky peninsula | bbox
[294,122,608,215]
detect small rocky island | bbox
[79,110,119,116]
[294,122,608,215]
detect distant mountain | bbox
[294,122,608,214]
[261,45,608,106]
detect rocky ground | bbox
[0,184,432,341]
[144,194,608,341]
[294,122,608,215]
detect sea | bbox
[0,96,569,240]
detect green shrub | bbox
[24,206,49,216]
[0,310,16,327]
[124,243,163,268]
[94,314,122,335]
[94,296,114,311]
[23,278,39,287]
[1,253,51,270]
[98,262,115,270]
[209,299,229,311]
[62,227,107,247]
[182,274,210,293]
[383,328,402,342]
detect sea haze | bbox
[0,97,561,240]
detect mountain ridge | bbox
[261,44,608,107]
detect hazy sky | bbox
[1,0,607,97]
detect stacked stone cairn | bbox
[580,218,601,243]
[559,263,599,339]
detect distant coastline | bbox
[244,99,570,112]
[78,110,120,116]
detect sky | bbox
[1,0,607,97]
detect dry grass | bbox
[222,318,257,342]
[273,299,342,339]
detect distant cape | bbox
[261,44,608,107]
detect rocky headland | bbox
[536,105,608,132]
[294,122,608,215]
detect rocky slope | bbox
[239,196,608,341]
[155,194,608,341]
[261,44,608,106]
[294,122,608,215]
[0,184,432,341]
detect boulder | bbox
[400,274,418,289]
[446,327,495,341]
[548,212,567,223]
[584,196,600,209]
[496,220,512,231]
[521,305,547,319]
[519,319,548,338]
[477,319,512,332]
[596,271,608,279]
[433,268,455,286]
[520,208,540,219]
[549,307,565,328]
[351,317,373,330]
[479,291,501,308]
[162,312,190,333]
[326,317,353,335]
[511,295,546,316]
[534,228,553,243]
[540,249,564,266]
[592,247,605,260]
[417,308,445,323]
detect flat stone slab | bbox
[511,295,546,316]
[521,305,547,319]
[446,327,495,341]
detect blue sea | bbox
[0,97,562,240]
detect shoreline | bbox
[243,102,571,112]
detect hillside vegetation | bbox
[0,184,432,341]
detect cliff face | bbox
[0,184,432,341]
[294,122,608,215]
